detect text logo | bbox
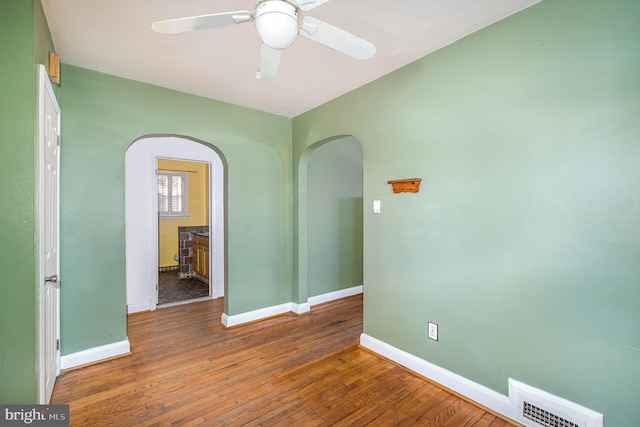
[0,405,69,427]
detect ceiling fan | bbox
[151,0,376,79]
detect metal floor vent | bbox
[523,401,579,427]
[508,379,603,427]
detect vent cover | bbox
[523,401,579,427]
[508,379,603,427]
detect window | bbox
[157,170,188,218]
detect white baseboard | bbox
[214,285,224,299]
[60,339,131,370]
[359,333,517,422]
[222,285,363,327]
[309,285,363,307]
[292,302,311,314]
[222,302,293,327]
[127,301,153,314]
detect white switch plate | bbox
[373,199,381,214]
[428,322,438,341]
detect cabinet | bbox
[192,233,209,279]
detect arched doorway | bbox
[125,135,226,313]
[296,135,364,307]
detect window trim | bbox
[157,169,189,219]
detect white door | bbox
[39,65,61,403]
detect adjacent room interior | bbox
[156,158,211,306]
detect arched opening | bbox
[296,135,364,308]
[125,135,226,314]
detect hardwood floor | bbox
[51,295,519,426]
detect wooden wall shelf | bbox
[49,52,60,85]
[388,178,422,193]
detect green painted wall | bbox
[0,0,54,403]
[57,65,292,354]
[33,0,54,73]
[307,137,363,296]
[293,0,640,425]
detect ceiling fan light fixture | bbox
[255,1,299,50]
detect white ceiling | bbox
[41,0,539,118]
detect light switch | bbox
[373,199,381,214]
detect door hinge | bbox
[56,134,61,146]
[56,339,60,351]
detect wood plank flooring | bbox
[51,295,519,426]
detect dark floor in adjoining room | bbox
[158,270,209,305]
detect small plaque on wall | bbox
[387,178,422,193]
[49,51,60,85]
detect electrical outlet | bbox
[428,322,438,341]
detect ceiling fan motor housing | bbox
[255,0,299,50]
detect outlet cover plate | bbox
[428,322,438,341]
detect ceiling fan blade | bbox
[292,0,331,12]
[257,44,282,79]
[151,11,252,34]
[300,16,376,60]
